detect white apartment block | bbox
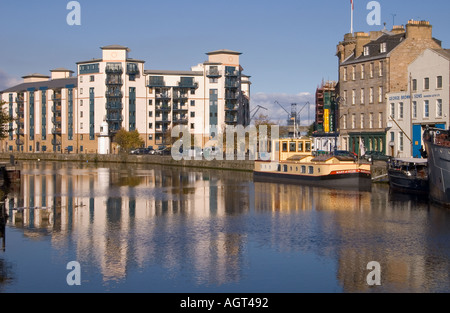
[0,45,251,154]
[386,48,450,158]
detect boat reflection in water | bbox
[2,162,449,293]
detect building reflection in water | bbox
[254,181,449,293]
[3,162,449,292]
[5,162,251,287]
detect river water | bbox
[0,161,449,293]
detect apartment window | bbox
[390,132,395,143]
[369,113,374,129]
[360,113,365,129]
[378,87,383,103]
[379,112,383,129]
[361,65,365,79]
[437,99,443,117]
[80,88,83,95]
[352,114,356,129]
[149,111,152,117]
[80,122,83,130]
[390,103,395,118]
[90,75,95,82]
[190,123,195,130]
[399,132,404,152]
[424,77,430,90]
[360,88,365,104]
[424,100,430,118]
[380,42,387,53]
[343,67,348,81]
[343,114,347,130]
[379,61,383,77]
[80,111,83,118]
[80,99,83,107]
[149,123,153,129]
[190,111,195,118]
[343,90,348,104]
[399,102,404,119]
[190,100,195,106]
[369,87,374,103]
[370,63,374,78]
[437,76,443,89]
[149,100,153,106]
[364,46,370,56]
[352,90,356,105]
[352,66,356,81]
[413,101,417,119]
[412,79,417,92]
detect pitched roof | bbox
[1,77,77,93]
[206,49,242,56]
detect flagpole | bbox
[351,0,354,34]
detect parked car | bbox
[363,151,391,162]
[154,145,171,155]
[334,150,358,159]
[130,147,154,155]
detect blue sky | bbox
[1,0,450,124]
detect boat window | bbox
[308,166,314,174]
[277,165,281,172]
[305,142,311,152]
[283,165,288,172]
[301,166,306,174]
[298,142,304,152]
[282,142,288,152]
[296,167,298,172]
[290,142,296,152]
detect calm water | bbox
[0,161,449,293]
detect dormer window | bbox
[364,46,370,56]
[380,42,387,53]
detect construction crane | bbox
[250,105,268,120]
[275,101,310,138]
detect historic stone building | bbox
[336,20,442,155]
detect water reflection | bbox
[0,162,449,292]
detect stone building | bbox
[336,20,442,156]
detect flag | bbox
[350,0,354,10]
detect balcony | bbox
[155,128,169,134]
[15,139,24,146]
[225,81,240,88]
[177,81,198,89]
[106,114,124,122]
[127,63,139,75]
[148,77,166,87]
[156,92,171,99]
[155,117,171,123]
[172,117,188,125]
[52,94,62,101]
[52,127,62,134]
[52,116,62,124]
[15,128,24,136]
[105,78,123,85]
[105,64,123,74]
[225,92,239,100]
[52,105,62,113]
[173,92,188,100]
[106,101,123,110]
[15,107,24,115]
[225,70,239,77]
[105,90,123,98]
[173,105,188,111]
[15,97,24,103]
[225,104,239,111]
[155,105,171,111]
[206,70,222,78]
[225,116,238,124]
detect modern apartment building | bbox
[0,46,251,153]
[386,48,450,158]
[336,20,442,155]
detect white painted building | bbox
[0,46,251,153]
[386,48,450,158]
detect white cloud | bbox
[0,70,21,91]
[251,92,315,126]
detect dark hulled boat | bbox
[423,127,450,206]
[388,158,428,194]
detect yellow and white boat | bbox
[254,138,372,191]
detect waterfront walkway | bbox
[0,153,388,179]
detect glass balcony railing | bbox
[105,64,123,74]
[105,91,123,98]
